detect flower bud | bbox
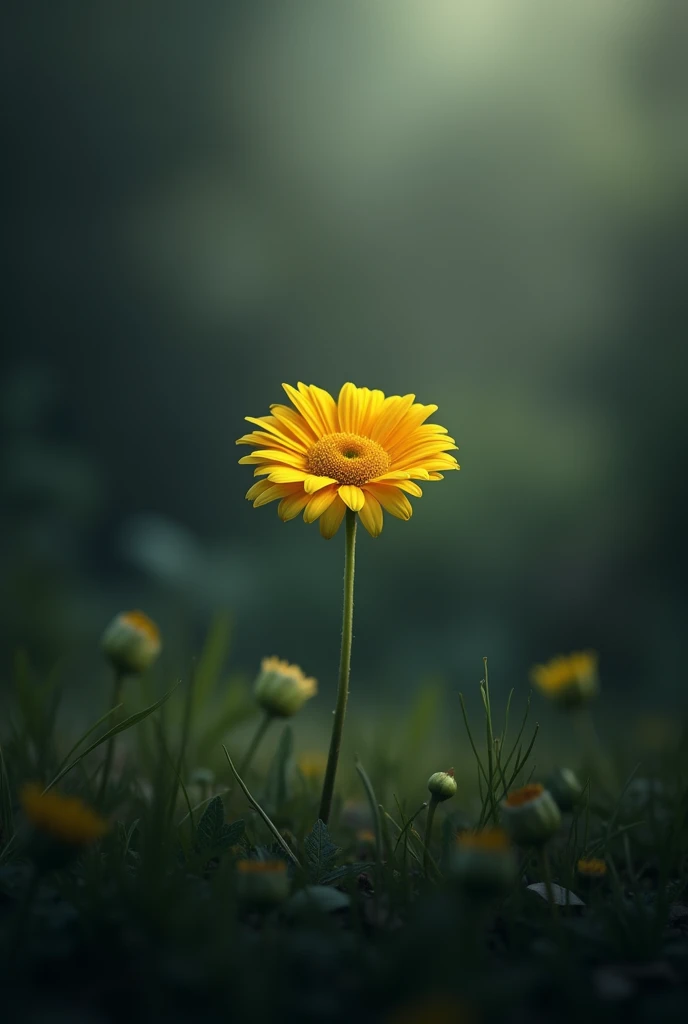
[427,769,457,802]
[452,828,517,896]
[546,767,583,811]
[531,651,598,710]
[101,610,161,675]
[236,859,289,908]
[501,784,561,846]
[254,657,317,718]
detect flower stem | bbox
[98,669,124,804]
[239,713,272,777]
[423,796,439,878]
[318,508,357,825]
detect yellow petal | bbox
[358,492,383,537]
[266,468,308,484]
[368,394,415,446]
[337,382,361,433]
[266,405,317,447]
[243,416,308,453]
[394,480,423,497]
[303,485,338,523]
[319,495,347,539]
[304,474,338,494]
[300,383,338,434]
[245,480,273,502]
[253,483,293,507]
[278,491,311,521]
[364,484,413,521]
[282,384,326,438]
[338,484,365,512]
[359,389,386,436]
[238,450,307,468]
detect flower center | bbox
[307,432,390,486]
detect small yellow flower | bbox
[237,382,459,538]
[101,610,161,675]
[20,784,109,846]
[236,859,289,906]
[501,784,561,846]
[356,828,377,845]
[577,857,607,877]
[254,656,317,718]
[297,751,327,780]
[531,650,598,709]
[453,828,516,894]
[456,827,511,852]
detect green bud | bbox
[501,784,561,846]
[101,610,161,675]
[254,657,317,718]
[546,767,583,811]
[427,769,457,802]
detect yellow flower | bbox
[356,828,377,845]
[236,859,289,906]
[254,656,317,717]
[101,610,162,675]
[531,650,598,709]
[297,751,327,780]
[236,382,459,538]
[20,784,109,846]
[577,857,607,877]
[456,827,511,852]
[386,994,470,1024]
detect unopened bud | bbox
[427,769,457,802]
[101,610,161,675]
[501,784,561,846]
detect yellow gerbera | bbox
[236,382,459,538]
[531,650,598,708]
[20,784,109,846]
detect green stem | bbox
[239,713,272,777]
[98,670,124,804]
[423,796,439,878]
[318,508,357,825]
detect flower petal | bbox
[368,394,416,446]
[301,383,339,434]
[337,382,361,433]
[266,468,308,484]
[394,480,423,497]
[338,484,365,512]
[364,484,413,521]
[304,474,338,494]
[253,483,294,507]
[278,491,311,521]
[239,450,307,469]
[358,492,383,537]
[243,416,309,452]
[303,485,338,523]
[245,480,273,502]
[282,383,327,438]
[319,495,347,539]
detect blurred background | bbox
[1,1,687,761]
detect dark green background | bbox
[1,2,686,738]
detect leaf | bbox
[195,794,245,855]
[304,819,341,883]
[286,886,350,914]
[263,725,293,811]
[192,612,232,718]
[527,882,585,906]
[45,685,179,791]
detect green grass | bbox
[1,625,687,1023]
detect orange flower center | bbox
[504,783,544,807]
[307,432,390,486]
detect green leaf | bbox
[304,819,341,883]
[45,685,179,791]
[192,612,232,718]
[195,794,244,853]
